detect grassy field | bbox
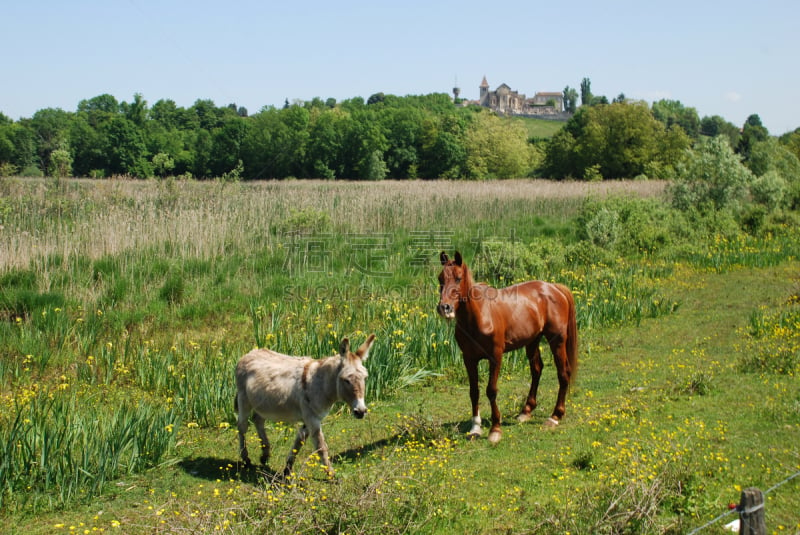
[0,177,798,534]
[512,116,567,139]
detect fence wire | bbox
[687,468,800,534]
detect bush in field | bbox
[750,170,787,208]
[577,197,680,255]
[739,305,800,375]
[277,207,331,235]
[669,136,754,211]
[747,138,800,209]
[472,237,564,283]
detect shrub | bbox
[577,197,679,255]
[278,207,331,235]
[472,238,563,283]
[750,169,787,208]
[669,136,754,211]
[159,272,186,305]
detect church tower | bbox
[479,76,490,106]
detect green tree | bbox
[77,94,119,127]
[28,108,73,176]
[101,116,151,177]
[121,93,148,128]
[48,148,73,177]
[209,116,248,177]
[151,152,175,178]
[736,114,769,162]
[669,136,754,211]
[779,128,800,161]
[563,86,578,113]
[464,111,532,179]
[651,99,700,138]
[580,78,592,107]
[305,107,348,179]
[542,102,690,179]
[341,108,387,179]
[69,114,106,176]
[379,106,426,178]
[150,99,181,130]
[700,115,740,147]
[363,150,388,180]
[367,92,386,106]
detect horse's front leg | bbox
[463,354,482,438]
[486,354,503,444]
[518,337,544,423]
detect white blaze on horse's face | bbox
[437,251,463,320]
[337,335,373,419]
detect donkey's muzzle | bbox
[353,407,367,419]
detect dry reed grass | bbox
[0,178,667,272]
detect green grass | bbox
[1,178,799,534]
[512,116,567,139]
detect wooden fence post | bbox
[738,487,766,535]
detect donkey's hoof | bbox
[488,430,502,444]
[543,417,560,429]
[517,412,532,423]
[466,431,481,441]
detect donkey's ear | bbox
[356,333,376,361]
[454,251,463,266]
[339,338,350,357]
[440,251,449,265]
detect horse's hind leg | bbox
[547,334,571,427]
[518,336,544,423]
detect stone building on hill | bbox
[466,76,565,117]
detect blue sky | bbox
[2,0,798,134]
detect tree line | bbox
[1,86,799,182]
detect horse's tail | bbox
[556,283,578,383]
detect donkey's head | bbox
[437,251,467,320]
[337,334,375,419]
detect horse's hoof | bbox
[543,417,560,429]
[517,412,532,423]
[488,431,502,444]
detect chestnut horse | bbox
[437,251,577,444]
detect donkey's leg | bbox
[236,396,252,466]
[252,413,270,466]
[486,355,503,444]
[546,334,571,427]
[518,336,544,423]
[308,423,333,477]
[283,424,308,478]
[463,355,482,437]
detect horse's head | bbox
[437,251,467,320]
[336,334,375,419]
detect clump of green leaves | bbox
[739,304,800,375]
[669,136,754,211]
